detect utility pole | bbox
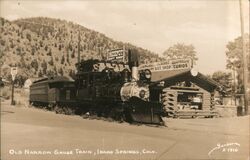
[78,31,81,64]
[10,67,17,105]
[239,0,249,115]
[11,79,15,105]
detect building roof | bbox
[150,69,191,81]
[151,69,223,92]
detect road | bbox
[1,101,249,160]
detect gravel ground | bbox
[1,101,249,160]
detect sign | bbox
[139,58,192,72]
[107,49,125,62]
[11,67,18,81]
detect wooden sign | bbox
[139,58,192,72]
[107,49,125,62]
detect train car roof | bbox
[33,76,74,84]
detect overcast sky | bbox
[0,0,249,74]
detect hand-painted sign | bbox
[139,58,192,72]
[107,49,125,62]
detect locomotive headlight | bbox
[139,90,146,98]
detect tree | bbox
[15,74,27,87]
[46,70,55,77]
[48,57,54,66]
[31,59,39,72]
[69,69,76,79]
[71,49,75,58]
[47,48,52,56]
[212,71,232,92]
[45,45,48,51]
[38,69,43,77]
[31,47,35,55]
[225,34,249,93]
[26,33,31,41]
[41,60,47,75]
[66,52,70,63]
[61,55,65,64]
[58,67,64,76]
[163,43,198,64]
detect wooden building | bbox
[150,69,222,117]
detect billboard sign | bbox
[107,49,125,62]
[139,58,192,72]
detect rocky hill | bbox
[0,17,160,84]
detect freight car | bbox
[30,49,166,125]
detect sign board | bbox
[11,67,18,81]
[107,49,125,62]
[139,58,192,72]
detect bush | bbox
[1,86,10,99]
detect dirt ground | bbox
[1,99,249,160]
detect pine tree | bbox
[48,57,54,66]
[66,52,70,63]
[38,69,43,77]
[47,48,52,56]
[41,60,47,75]
[58,67,64,76]
[71,49,75,58]
[61,55,65,64]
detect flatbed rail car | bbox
[29,76,77,110]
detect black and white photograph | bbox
[0,0,249,160]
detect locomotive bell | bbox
[128,49,139,81]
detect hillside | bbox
[0,17,160,84]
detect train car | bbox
[29,76,76,111]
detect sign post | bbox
[10,67,17,105]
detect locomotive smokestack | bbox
[128,49,139,81]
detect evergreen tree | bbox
[58,67,64,76]
[61,55,65,64]
[48,57,54,65]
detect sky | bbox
[0,0,249,74]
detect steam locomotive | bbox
[29,49,165,125]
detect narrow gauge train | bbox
[30,49,166,125]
